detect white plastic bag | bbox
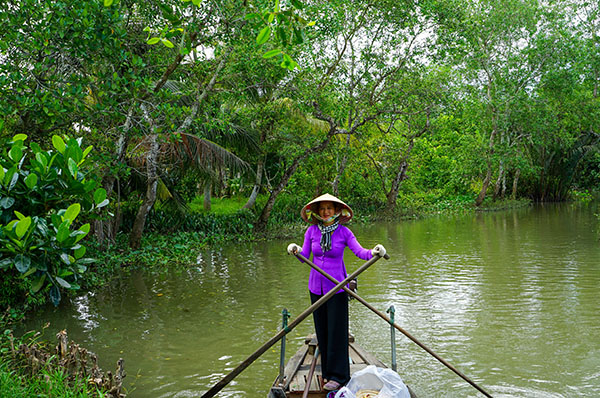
[334,365,410,398]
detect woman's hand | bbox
[287,243,301,255]
[371,244,387,257]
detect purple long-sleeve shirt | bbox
[299,224,373,295]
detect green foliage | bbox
[0,319,109,398]
[0,135,107,308]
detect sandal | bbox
[323,380,341,391]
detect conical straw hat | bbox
[301,193,354,224]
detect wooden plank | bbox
[282,344,309,390]
[349,342,387,368]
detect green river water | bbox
[20,203,600,397]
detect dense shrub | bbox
[0,135,107,309]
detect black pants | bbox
[310,291,349,385]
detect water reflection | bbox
[18,203,600,397]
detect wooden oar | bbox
[200,253,387,398]
[302,347,319,398]
[295,252,494,398]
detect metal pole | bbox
[278,308,290,384]
[387,305,397,372]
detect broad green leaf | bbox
[14,254,31,273]
[74,246,86,259]
[23,266,37,277]
[49,285,61,306]
[15,217,31,239]
[0,258,12,269]
[60,252,71,265]
[7,170,18,191]
[268,13,275,23]
[14,211,25,220]
[82,145,93,160]
[94,188,107,204]
[290,0,303,9]
[0,167,4,181]
[0,197,15,209]
[96,199,109,208]
[8,146,22,162]
[12,134,27,142]
[55,277,71,289]
[256,26,271,45]
[36,152,48,168]
[31,274,46,293]
[24,173,38,189]
[192,0,201,5]
[57,221,70,243]
[63,203,81,222]
[263,49,282,58]
[161,38,174,48]
[52,135,66,154]
[75,223,90,242]
[307,20,316,26]
[104,0,113,6]
[147,37,160,45]
[68,158,78,177]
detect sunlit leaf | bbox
[12,134,27,142]
[256,26,271,45]
[24,173,38,189]
[57,221,70,243]
[147,37,160,45]
[161,38,174,48]
[52,135,66,154]
[15,217,31,239]
[68,158,78,177]
[94,188,107,204]
[263,49,282,58]
[8,146,22,162]
[74,246,86,259]
[64,203,81,222]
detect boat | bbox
[268,334,417,398]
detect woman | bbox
[287,193,386,391]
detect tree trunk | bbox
[203,181,212,211]
[511,168,520,199]
[493,162,504,200]
[332,134,351,196]
[243,158,264,209]
[129,133,159,249]
[385,161,408,212]
[475,122,498,206]
[475,167,492,207]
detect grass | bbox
[188,195,249,214]
[0,360,106,398]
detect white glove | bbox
[371,244,386,257]
[287,243,301,255]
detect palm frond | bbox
[164,132,249,174]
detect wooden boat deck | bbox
[269,334,402,398]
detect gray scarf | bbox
[317,220,339,252]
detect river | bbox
[19,202,600,397]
